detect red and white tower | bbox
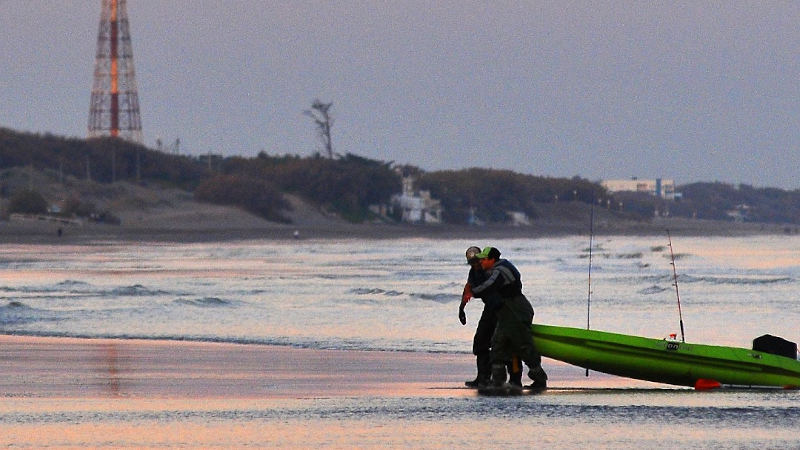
[88,0,142,143]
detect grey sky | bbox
[1,1,798,189]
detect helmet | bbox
[465,246,481,263]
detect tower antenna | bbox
[88,0,142,143]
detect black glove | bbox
[458,306,466,325]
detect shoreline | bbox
[0,215,794,244]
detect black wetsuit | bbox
[467,266,494,383]
[467,267,520,385]
[471,259,547,386]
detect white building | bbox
[390,176,442,224]
[506,211,531,226]
[602,178,677,200]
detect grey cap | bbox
[465,246,481,263]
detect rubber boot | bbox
[465,352,492,388]
[508,356,523,387]
[527,365,548,390]
[491,363,507,387]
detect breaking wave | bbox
[0,281,176,298]
[0,301,61,326]
[110,284,171,296]
[349,287,403,297]
[410,293,452,303]
[638,285,669,295]
[625,274,794,287]
[173,297,232,307]
[349,287,452,303]
[680,275,794,285]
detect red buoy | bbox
[694,378,722,390]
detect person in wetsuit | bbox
[459,246,522,388]
[469,246,547,390]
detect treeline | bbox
[607,183,800,224]
[674,183,800,223]
[0,127,206,187]
[218,152,399,222]
[0,128,400,222]
[4,127,800,225]
[418,169,606,223]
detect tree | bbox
[8,189,48,214]
[304,99,334,159]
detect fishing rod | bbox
[586,195,594,333]
[585,193,595,377]
[666,229,686,343]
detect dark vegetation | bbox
[8,189,48,214]
[194,175,291,223]
[673,183,800,224]
[2,127,800,225]
[220,152,399,222]
[418,169,604,223]
[0,128,205,187]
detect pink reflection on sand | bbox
[101,343,121,396]
[0,335,476,399]
[0,334,673,399]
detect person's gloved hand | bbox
[458,306,467,325]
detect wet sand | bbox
[0,334,670,448]
[0,334,475,399]
[0,335,476,447]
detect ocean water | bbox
[2,235,799,352]
[2,235,800,447]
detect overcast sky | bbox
[1,1,798,189]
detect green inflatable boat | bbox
[531,324,800,389]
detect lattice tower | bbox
[88,0,142,143]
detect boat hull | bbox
[531,324,800,388]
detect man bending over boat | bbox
[459,246,523,388]
[470,246,548,390]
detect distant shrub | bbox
[8,189,48,214]
[89,210,121,225]
[194,175,291,223]
[62,196,96,218]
